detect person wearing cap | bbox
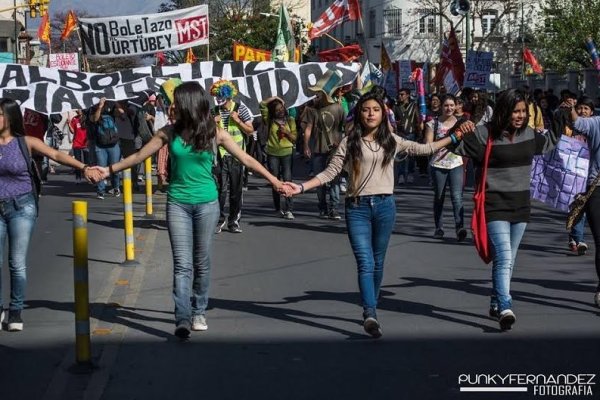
[303,70,346,220]
[210,80,254,233]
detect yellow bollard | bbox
[145,157,153,216]
[72,201,91,366]
[122,168,138,266]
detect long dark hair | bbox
[0,98,25,137]
[172,81,216,151]
[488,89,529,140]
[347,92,396,190]
[267,98,287,121]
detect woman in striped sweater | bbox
[454,89,560,331]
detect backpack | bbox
[95,114,119,147]
[135,108,154,144]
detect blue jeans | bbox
[167,199,220,324]
[431,166,464,231]
[487,221,527,312]
[569,214,586,244]
[267,154,293,212]
[0,193,38,311]
[313,153,340,213]
[345,195,396,315]
[95,144,121,194]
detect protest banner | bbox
[464,50,493,89]
[0,61,360,116]
[49,53,79,71]
[79,5,209,58]
[531,135,590,212]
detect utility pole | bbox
[13,0,17,63]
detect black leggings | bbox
[585,188,600,288]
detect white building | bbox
[311,0,542,89]
[0,0,26,62]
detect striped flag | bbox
[309,0,361,40]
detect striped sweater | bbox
[454,125,560,222]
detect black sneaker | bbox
[318,211,329,219]
[433,229,444,239]
[363,317,382,338]
[174,320,191,339]
[96,192,105,200]
[328,210,341,220]
[113,189,121,197]
[488,307,500,319]
[456,228,468,242]
[7,310,23,332]
[499,309,516,331]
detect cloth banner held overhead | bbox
[464,50,493,88]
[78,5,209,58]
[530,135,589,212]
[0,61,359,116]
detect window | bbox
[0,38,8,53]
[481,10,498,35]
[368,9,376,39]
[418,9,436,35]
[384,8,402,38]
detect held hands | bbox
[83,166,110,184]
[279,182,302,197]
[455,120,476,137]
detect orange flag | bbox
[523,48,543,74]
[38,11,51,44]
[61,10,78,41]
[185,48,197,63]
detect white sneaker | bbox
[499,309,516,331]
[283,211,295,220]
[191,315,208,331]
[594,292,600,308]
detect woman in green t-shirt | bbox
[94,82,283,339]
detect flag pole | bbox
[357,9,373,76]
[324,33,344,48]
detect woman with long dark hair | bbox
[94,82,283,339]
[260,96,297,219]
[454,89,560,330]
[424,94,467,240]
[283,92,466,338]
[0,98,97,331]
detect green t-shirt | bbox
[167,135,218,204]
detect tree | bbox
[157,0,308,62]
[534,0,600,72]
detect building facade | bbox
[311,0,542,90]
[0,0,26,62]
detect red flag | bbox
[60,10,77,41]
[156,52,166,66]
[434,27,464,90]
[38,12,51,44]
[523,48,543,74]
[185,48,197,64]
[309,0,362,40]
[318,44,363,62]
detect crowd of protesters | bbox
[2,68,600,339]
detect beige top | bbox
[315,134,436,197]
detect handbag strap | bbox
[479,134,493,191]
[582,172,600,201]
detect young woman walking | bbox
[92,82,284,339]
[283,92,467,338]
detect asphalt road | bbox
[1,165,599,400]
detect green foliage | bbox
[534,0,600,72]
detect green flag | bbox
[272,4,296,62]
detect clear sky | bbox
[50,0,166,17]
